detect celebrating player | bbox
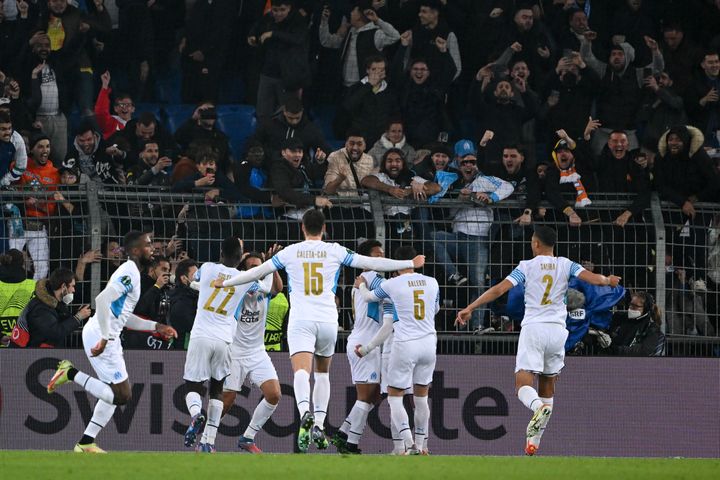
[221,247,284,454]
[47,231,177,453]
[183,237,267,453]
[354,245,440,455]
[214,209,425,453]
[456,226,621,455]
[332,239,393,454]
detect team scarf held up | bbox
[551,140,591,208]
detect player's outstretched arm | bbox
[456,279,514,327]
[356,314,394,357]
[578,270,621,287]
[125,314,178,341]
[214,259,278,288]
[350,254,424,272]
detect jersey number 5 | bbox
[204,282,235,315]
[413,289,425,320]
[540,275,553,305]
[303,262,323,295]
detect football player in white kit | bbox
[331,239,393,454]
[456,226,621,455]
[354,245,440,455]
[221,248,284,454]
[183,237,266,453]
[47,231,177,453]
[215,210,425,453]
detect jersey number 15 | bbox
[303,262,323,296]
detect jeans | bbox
[431,230,489,329]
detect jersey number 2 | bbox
[303,262,323,295]
[413,290,425,320]
[204,282,236,315]
[540,275,553,305]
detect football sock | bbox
[243,398,277,440]
[391,420,404,453]
[185,391,203,418]
[518,385,543,412]
[346,401,372,445]
[312,372,330,428]
[81,400,116,444]
[293,369,311,418]
[388,395,414,449]
[201,399,223,445]
[413,395,430,450]
[73,371,115,405]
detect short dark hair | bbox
[48,268,76,291]
[114,93,133,103]
[302,209,326,236]
[703,50,720,60]
[270,0,292,6]
[221,237,243,264]
[0,110,11,124]
[533,225,557,248]
[138,111,157,127]
[609,129,627,137]
[123,230,148,251]
[0,249,24,268]
[502,144,524,155]
[283,97,304,114]
[358,239,383,257]
[241,252,265,270]
[386,118,404,131]
[345,128,366,141]
[150,256,171,269]
[393,245,417,261]
[365,54,386,71]
[75,119,96,137]
[175,259,198,282]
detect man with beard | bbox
[470,76,537,168]
[10,134,59,280]
[323,131,375,241]
[126,141,172,187]
[686,51,720,148]
[367,120,416,169]
[64,121,125,184]
[580,31,664,155]
[655,126,720,275]
[174,103,231,175]
[430,149,513,328]
[402,0,461,81]
[111,112,177,170]
[167,258,199,349]
[47,231,177,453]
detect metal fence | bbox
[2,183,719,355]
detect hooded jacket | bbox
[655,126,720,206]
[16,279,81,348]
[252,111,330,159]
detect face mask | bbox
[62,287,74,305]
[627,309,642,319]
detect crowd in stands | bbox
[3,0,720,350]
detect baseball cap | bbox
[430,143,452,157]
[553,139,572,152]
[454,139,477,158]
[281,137,304,150]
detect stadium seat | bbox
[216,105,257,158]
[163,104,195,134]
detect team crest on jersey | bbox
[118,275,133,293]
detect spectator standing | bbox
[167,258,198,349]
[404,0,461,82]
[94,71,135,140]
[174,103,231,175]
[637,71,687,151]
[318,1,400,88]
[685,51,720,148]
[367,120,416,168]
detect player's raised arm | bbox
[347,252,425,272]
[353,275,388,303]
[577,270,621,287]
[214,258,279,288]
[456,279,514,326]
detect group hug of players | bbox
[46,209,620,456]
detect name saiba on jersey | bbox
[87,259,141,339]
[370,272,439,342]
[506,255,585,327]
[192,263,256,343]
[271,240,358,325]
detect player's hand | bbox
[411,255,426,269]
[156,323,178,341]
[455,309,471,327]
[212,279,225,288]
[607,275,621,287]
[91,339,108,357]
[353,275,367,289]
[354,344,367,358]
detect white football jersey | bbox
[191,263,256,343]
[271,240,357,326]
[232,276,273,354]
[506,255,585,327]
[369,272,439,342]
[86,259,141,339]
[348,271,387,343]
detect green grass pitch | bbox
[1,452,718,480]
